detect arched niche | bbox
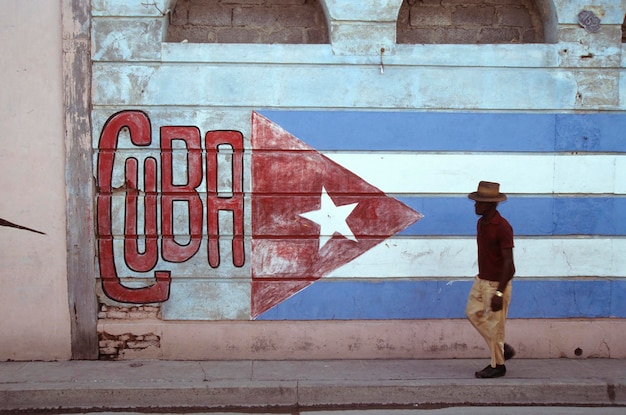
[396,0,557,44]
[166,0,329,44]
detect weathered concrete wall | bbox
[6,0,625,364]
[87,0,626,362]
[0,2,71,360]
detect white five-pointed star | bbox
[299,186,359,250]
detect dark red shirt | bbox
[477,210,515,281]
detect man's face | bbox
[474,201,496,216]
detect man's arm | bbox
[491,247,514,312]
[497,247,514,292]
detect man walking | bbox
[466,181,516,378]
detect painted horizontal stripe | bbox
[326,238,626,278]
[96,151,626,195]
[325,153,626,195]
[255,278,626,320]
[260,111,626,152]
[96,150,626,195]
[160,39,562,67]
[104,237,626,278]
[93,64,580,109]
[399,196,626,236]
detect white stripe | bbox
[327,237,626,278]
[325,153,625,195]
[106,237,626,279]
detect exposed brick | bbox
[272,0,307,4]
[206,29,218,42]
[233,5,318,28]
[167,0,328,44]
[266,28,305,43]
[144,334,160,342]
[280,6,322,28]
[398,0,542,44]
[521,28,538,43]
[397,2,410,27]
[479,27,521,43]
[126,341,155,349]
[98,304,161,321]
[410,6,452,27]
[233,6,279,27]
[99,347,119,355]
[497,5,531,27]
[305,27,327,44]
[173,26,212,42]
[452,6,496,26]
[106,310,128,319]
[442,27,480,44]
[216,27,262,43]
[397,27,431,44]
[170,0,191,25]
[98,331,161,360]
[189,2,231,26]
[220,0,264,5]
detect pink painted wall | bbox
[0,1,71,360]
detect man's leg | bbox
[491,282,512,366]
[466,278,512,375]
[465,277,493,354]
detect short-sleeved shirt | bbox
[477,210,515,281]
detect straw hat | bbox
[468,181,507,202]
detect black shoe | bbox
[475,364,506,378]
[504,343,516,360]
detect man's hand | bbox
[491,294,503,312]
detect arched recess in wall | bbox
[397,0,557,44]
[166,0,329,44]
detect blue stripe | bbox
[259,111,626,152]
[256,279,626,320]
[398,196,626,236]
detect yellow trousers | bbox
[465,276,512,367]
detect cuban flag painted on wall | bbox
[250,112,422,318]
[95,110,626,321]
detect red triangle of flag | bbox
[251,112,422,318]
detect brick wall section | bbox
[98,305,161,320]
[98,305,161,359]
[168,0,544,45]
[397,0,544,44]
[167,0,329,44]
[99,332,161,360]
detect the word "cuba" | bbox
[97,110,244,304]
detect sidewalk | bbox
[1,359,625,412]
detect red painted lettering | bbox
[97,111,170,303]
[124,157,158,272]
[160,126,203,262]
[205,131,245,268]
[97,111,247,304]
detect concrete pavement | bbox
[0,359,625,412]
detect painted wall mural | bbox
[96,110,422,319]
[96,110,626,321]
